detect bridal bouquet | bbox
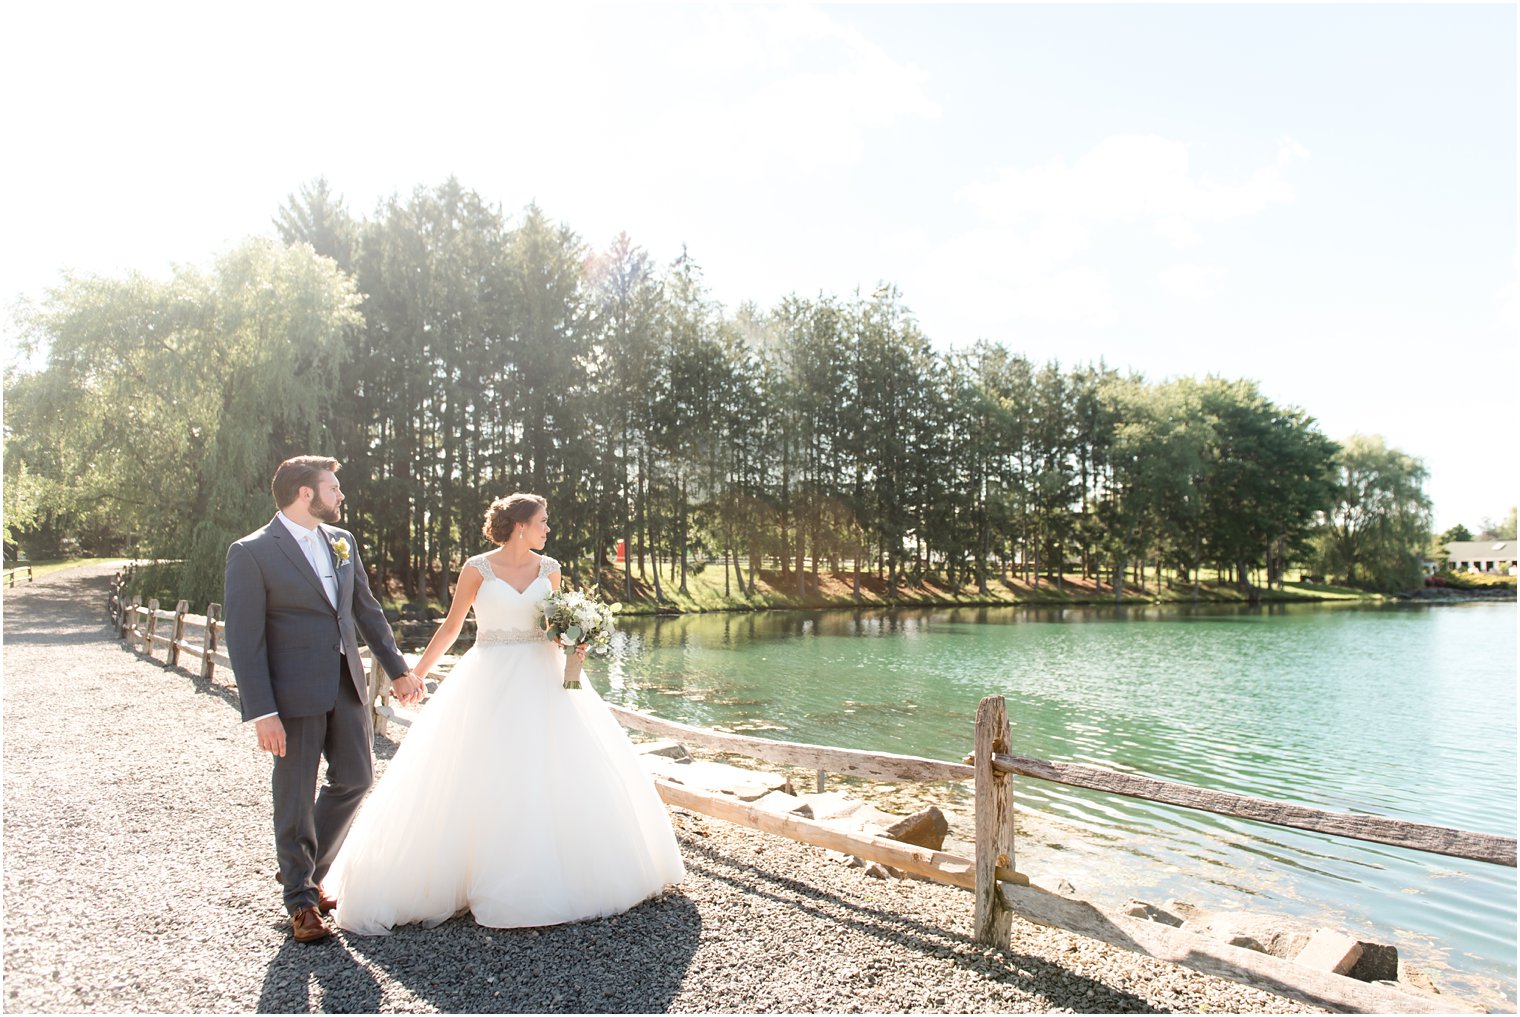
[538,589,619,689]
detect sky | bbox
[3,2,1514,532]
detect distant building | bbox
[1443,540,1518,575]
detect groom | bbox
[224,455,424,942]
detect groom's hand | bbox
[255,716,287,757]
[392,671,425,706]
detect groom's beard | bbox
[310,494,342,524]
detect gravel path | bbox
[3,565,1322,1013]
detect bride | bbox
[327,493,685,935]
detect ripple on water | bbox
[607,601,1516,1006]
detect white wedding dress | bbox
[327,553,685,935]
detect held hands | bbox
[392,670,426,706]
[255,716,287,757]
[254,668,424,757]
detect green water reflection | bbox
[593,601,1516,1006]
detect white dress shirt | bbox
[277,511,339,608]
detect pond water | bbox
[588,600,1516,1007]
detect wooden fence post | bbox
[121,584,133,636]
[128,595,142,647]
[167,599,188,666]
[144,598,160,658]
[201,603,220,681]
[368,656,387,738]
[974,694,1015,947]
[112,574,126,634]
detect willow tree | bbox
[1314,433,1432,591]
[5,238,359,603]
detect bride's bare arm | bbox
[413,566,485,679]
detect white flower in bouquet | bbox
[538,589,619,688]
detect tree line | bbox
[3,178,1436,605]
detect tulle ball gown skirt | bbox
[327,641,686,935]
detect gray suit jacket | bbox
[224,517,409,722]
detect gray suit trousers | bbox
[272,657,373,914]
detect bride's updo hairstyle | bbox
[483,493,547,545]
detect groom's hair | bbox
[273,455,342,508]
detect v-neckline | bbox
[483,556,539,596]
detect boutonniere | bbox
[329,537,351,565]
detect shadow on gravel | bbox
[681,836,1161,1014]
[301,891,702,1013]
[183,669,246,713]
[257,935,383,1012]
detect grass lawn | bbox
[382,559,1383,615]
[583,560,1381,614]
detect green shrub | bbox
[1438,570,1517,590]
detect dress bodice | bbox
[466,554,560,638]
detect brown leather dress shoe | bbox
[275,872,338,914]
[315,887,338,915]
[290,906,331,943]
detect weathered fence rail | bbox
[981,750,1516,868]
[603,705,974,782]
[108,575,1509,1013]
[4,564,34,588]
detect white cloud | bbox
[1159,263,1226,299]
[915,135,1306,330]
[960,135,1306,233]
[645,7,940,182]
[1154,217,1204,248]
[1497,253,1519,329]
[927,228,1116,328]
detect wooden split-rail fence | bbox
[110,570,1511,1014]
[4,564,35,588]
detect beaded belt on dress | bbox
[474,629,547,646]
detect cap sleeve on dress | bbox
[467,556,495,582]
[538,555,561,578]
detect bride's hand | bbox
[575,643,588,662]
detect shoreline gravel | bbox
[6,565,1337,1012]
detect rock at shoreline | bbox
[883,806,950,851]
[792,791,868,822]
[1182,911,1315,960]
[1294,928,1364,975]
[636,739,692,762]
[1399,961,1442,995]
[1163,898,1206,923]
[1348,942,1400,983]
[1131,900,1406,988]
[1120,899,1184,927]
